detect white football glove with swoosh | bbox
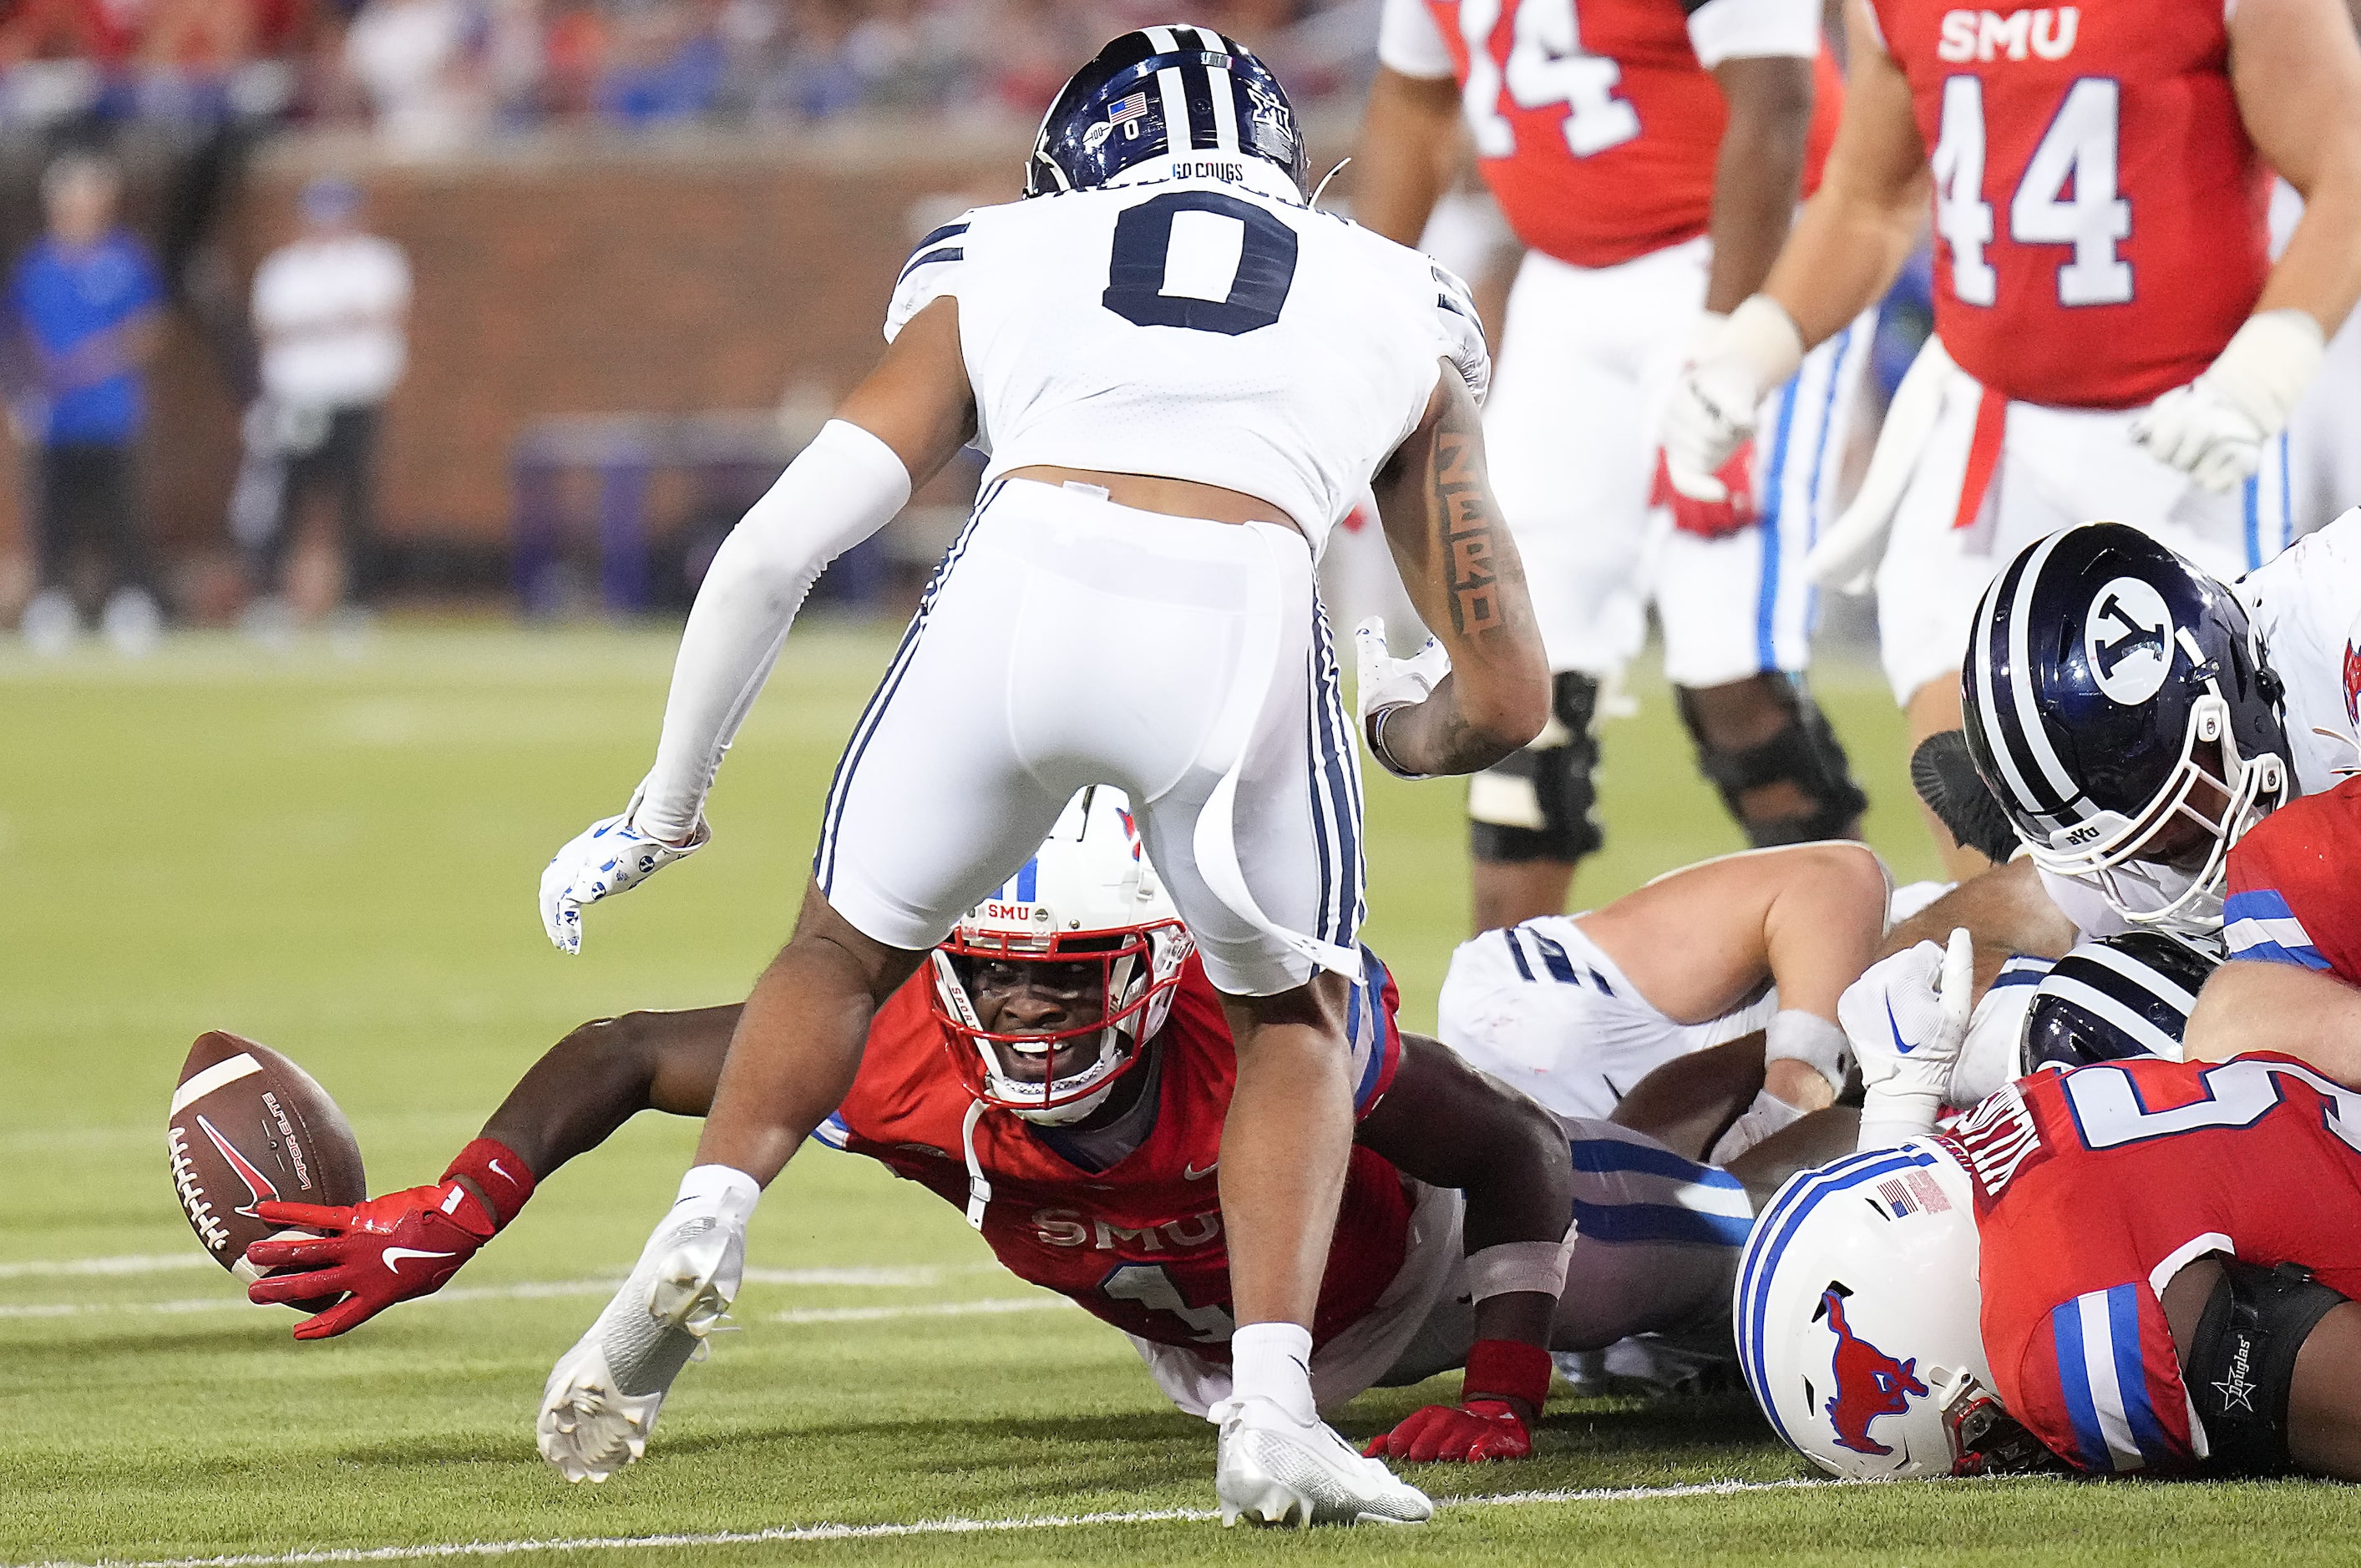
[1353,616,1451,780]
[539,787,710,954]
[1843,928,1975,1151]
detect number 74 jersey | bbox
[1943,1054,2361,1473]
[1873,0,2271,407]
[884,164,1488,553]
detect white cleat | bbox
[538,1336,668,1483]
[1212,1395,1434,1527]
[536,1211,742,1483]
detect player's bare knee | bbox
[1224,971,1351,1044]
[1793,841,1892,919]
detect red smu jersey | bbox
[1943,1055,2361,1473]
[1412,0,1842,269]
[2225,778,2361,982]
[815,948,1409,1357]
[1870,0,2270,407]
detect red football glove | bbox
[1362,1399,1533,1463]
[1653,443,1759,539]
[244,1181,497,1339]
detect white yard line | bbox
[16,1478,1849,1567]
[0,1255,213,1281]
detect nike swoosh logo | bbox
[383,1247,457,1275]
[489,1159,513,1183]
[1885,997,1916,1055]
[1183,1161,1218,1181]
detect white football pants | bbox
[814,478,1363,996]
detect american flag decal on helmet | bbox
[1107,90,1148,124]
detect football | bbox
[168,1030,367,1313]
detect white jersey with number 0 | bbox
[884,159,1489,552]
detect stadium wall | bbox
[0,129,1038,611]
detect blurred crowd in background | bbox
[0,0,1379,150]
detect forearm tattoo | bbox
[1434,430,1504,637]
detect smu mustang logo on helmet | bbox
[1820,1289,1930,1455]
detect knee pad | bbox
[2187,1258,2348,1476]
[1676,677,1869,847]
[1469,671,1604,865]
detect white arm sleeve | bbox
[1686,0,1823,67]
[632,419,913,840]
[1377,0,1457,78]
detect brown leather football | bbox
[168,1030,367,1313]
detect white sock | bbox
[1229,1321,1315,1424]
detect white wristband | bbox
[2201,308,2326,438]
[1465,1229,1577,1302]
[1765,1009,1852,1097]
[1719,295,1806,401]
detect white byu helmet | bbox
[1734,1141,2037,1478]
[930,787,1193,1125]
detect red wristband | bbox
[1463,1338,1553,1413]
[443,1137,536,1230]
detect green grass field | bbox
[5,622,2357,1565]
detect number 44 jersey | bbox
[1942,1054,2361,1474]
[1869,0,2271,407]
[884,162,1489,552]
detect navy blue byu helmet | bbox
[1026,25,1309,200]
[1962,524,2289,931]
[2018,932,2219,1075]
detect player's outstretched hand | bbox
[539,796,708,954]
[244,1182,497,1339]
[1653,444,1757,539]
[1845,928,1976,1151]
[1362,1400,1532,1464]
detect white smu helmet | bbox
[930,787,1193,1125]
[1734,1141,2041,1478]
